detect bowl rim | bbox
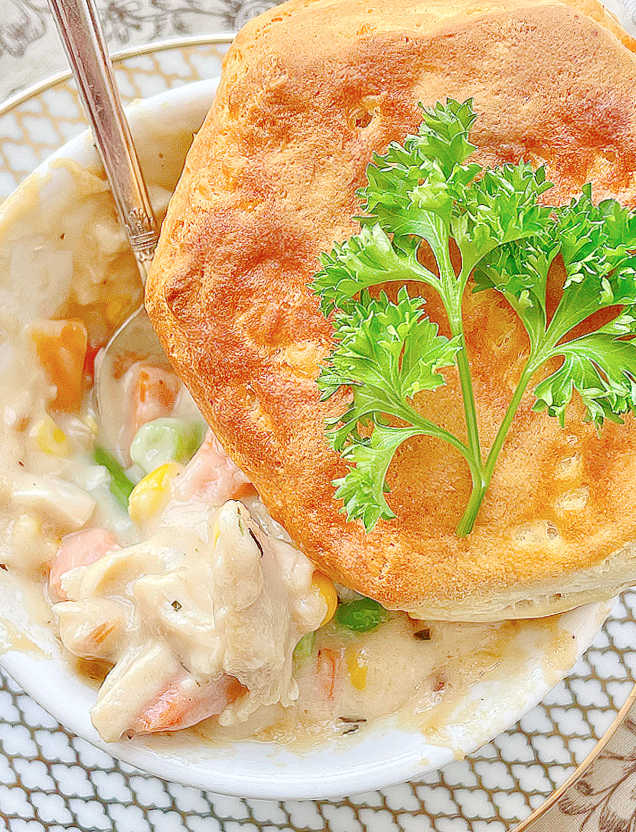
[0,73,612,800]
[0,33,234,118]
[0,603,609,798]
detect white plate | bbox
[0,77,611,800]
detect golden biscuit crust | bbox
[147,0,636,619]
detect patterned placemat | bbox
[1,0,634,102]
[0,0,269,101]
[0,39,634,832]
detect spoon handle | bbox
[47,0,158,281]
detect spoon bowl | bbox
[95,307,171,462]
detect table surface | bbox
[0,7,635,832]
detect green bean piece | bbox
[94,446,135,508]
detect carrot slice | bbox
[130,674,245,735]
[83,342,103,382]
[317,648,339,700]
[176,431,255,504]
[130,365,179,434]
[49,528,120,601]
[31,319,88,412]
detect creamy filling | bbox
[55,494,324,740]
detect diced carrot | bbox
[83,342,103,382]
[175,430,255,504]
[317,648,339,700]
[130,364,179,434]
[31,320,88,412]
[49,528,120,601]
[232,481,258,499]
[130,673,245,735]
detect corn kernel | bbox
[312,572,338,626]
[31,415,70,456]
[128,462,183,525]
[345,646,368,691]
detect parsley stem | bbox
[440,261,486,536]
[445,302,482,470]
[483,362,536,482]
[454,334,482,465]
[455,360,536,535]
[455,477,487,537]
[401,407,471,461]
[440,254,483,471]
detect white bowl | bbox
[0,78,611,800]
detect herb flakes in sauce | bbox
[248,528,264,557]
[337,717,367,736]
[338,716,366,735]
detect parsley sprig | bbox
[311,99,636,536]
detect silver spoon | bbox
[48,0,170,461]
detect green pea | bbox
[293,631,316,662]
[335,597,388,632]
[130,418,206,474]
[94,446,135,508]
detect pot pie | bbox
[0,0,632,746]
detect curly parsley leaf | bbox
[333,421,422,530]
[473,232,560,350]
[311,224,434,316]
[311,97,635,536]
[451,162,553,277]
[549,189,636,339]
[475,187,636,427]
[318,288,461,452]
[414,98,478,176]
[534,334,636,427]
[358,100,480,263]
[322,287,463,532]
[558,186,635,287]
[537,193,636,427]
[543,200,634,428]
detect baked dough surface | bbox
[147,0,636,619]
